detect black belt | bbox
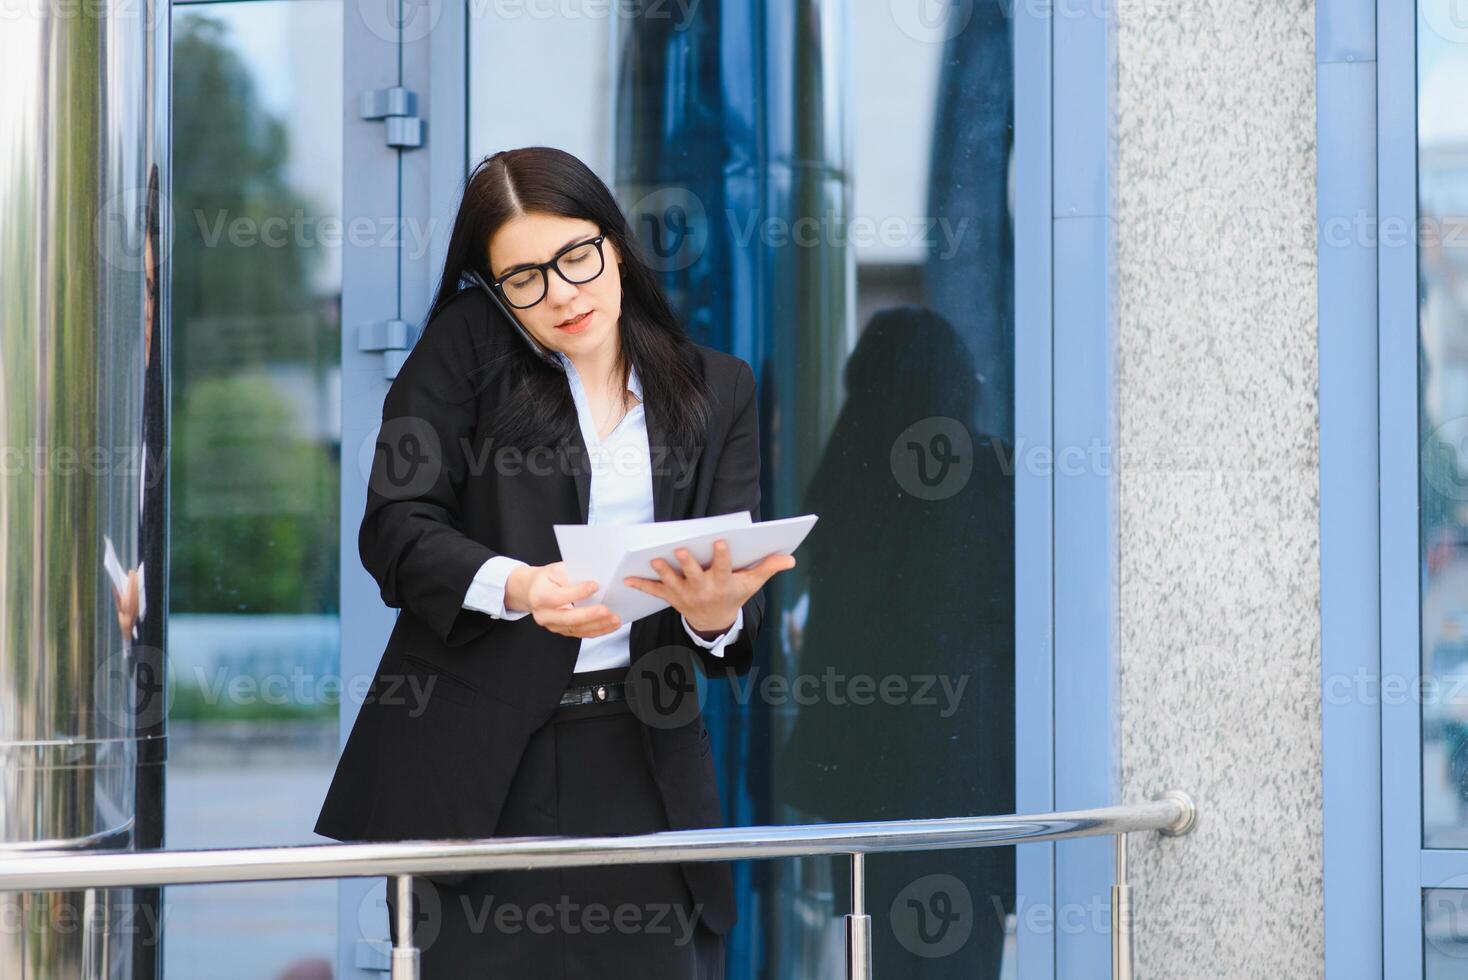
[558,679,628,707]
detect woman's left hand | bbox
[623,539,795,634]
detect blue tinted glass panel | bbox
[471,5,1019,976]
[168,2,343,974]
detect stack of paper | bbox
[553,512,817,622]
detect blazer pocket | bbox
[660,720,712,760]
[396,653,479,709]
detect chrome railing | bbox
[0,791,1196,979]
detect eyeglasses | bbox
[490,233,608,309]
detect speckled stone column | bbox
[1115,0,1323,976]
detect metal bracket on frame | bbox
[359,319,420,379]
[359,86,424,150]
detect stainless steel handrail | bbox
[0,791,1197,979]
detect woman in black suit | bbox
[313,146,794,978]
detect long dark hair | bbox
[427,146,712,453]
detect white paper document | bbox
[102,535,131,597]
[553,512,818,623]
[554,512,752,609]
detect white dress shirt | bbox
[461,350,743,673]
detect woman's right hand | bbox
[505,561,622,638]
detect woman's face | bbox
[486,212,623,359]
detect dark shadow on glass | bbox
[774,306,1016,978]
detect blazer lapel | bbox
[557,398,685,525]
[557,427,591,524]
[643,399,680,523]
[630,401,699,665]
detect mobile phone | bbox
[462,269,565,370]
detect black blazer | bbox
[313,288,763,935]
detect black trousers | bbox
[385,665,726,979]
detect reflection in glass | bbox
[471,3,1016,975]
[168,2,342,975]
[1419,0,1468,849]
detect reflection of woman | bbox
[106,164,170,980]
[111,165,166,653]
[313,147,793,978]
[775,306,1016,978]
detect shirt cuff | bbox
[681,606,744,657]
[463,555,533,620]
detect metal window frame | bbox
[1050,1,1121,976]
[1318,0,1383,975]
[1316,0,1448,976]
[1017,1,1060,976]
[334,0,469,973]
[1379,0,1422,972]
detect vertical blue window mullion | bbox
[1316,0,1382,976]
[1052,0,1118,976]
[337,0,417,970]
[1013,2,1056,979]
[1379,0,1422,972]
[395,0,404,322]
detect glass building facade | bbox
[162,2,1020,976]
[470,4,1019,976]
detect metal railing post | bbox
[391,874,420,980]
[845,852,872,980]
[1111,833,1132,980]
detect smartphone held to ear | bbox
[461,269,565,370]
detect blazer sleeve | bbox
[681,358,764,677]
[359,299,504,647]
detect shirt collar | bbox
[555,351,643,400]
